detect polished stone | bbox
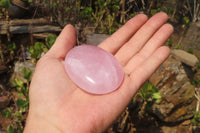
[64,45,124,94]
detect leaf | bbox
[152,92,162,99]
[29,42,46,60]
[13,78,24,87]
[7,124,15,133]
[29,46,34,54]
[16,99,28,112]
[46,34,57,49]
[0,0,10,10]
[1,108,12,118]
[34,42,43,50]
[17,92,24,96]
[14,111,23,121]
[5,41,16,51]
[22,67,32,81]
[34,42,45,59]
[22,67,27,78]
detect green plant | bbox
[167,39,173,47]
[5,111,24,133]
[150,8,161,16]
[0,0,10,10]
[80,0,120,33]
[130,13,136,18]
[80,7,93,20]
[29,35,57,61]
[7,124,15,133]
[1,67,32,133]
[192,79,200,86]
[137,82,161,103]
[198,63,200,69]
[134,82,162,118]
[5,41,16,51]
[13,67,31,99]
[5,41,16,59]
[175,45,181,49]
[46,34,57,49]
[12,67,31,113]
[187,48,194,54]
[182,16,190,28]
[191,111,200,126]
[16,98,29,112]
[106,13,117,34]
[1,108,12,118]
[29,42,47,61]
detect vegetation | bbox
[134,82,162,118]
[29,34,57,62]
[0,34,56,132]
[191,110,200,126]
[1,67,31,133]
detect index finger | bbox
[98,14,148,54]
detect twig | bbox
[147,0,154,14]
[120,0,126,23]
[21,45,26,62]
[0,40,4,63]
[194,88,200,112]
[133,0,139,10]
[120,108,129,129]
[187,0,200,22]
[29,4,39,46]
[6,11,11,42]
[141,0,145,10]
[186,0,193,19]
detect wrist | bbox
[24,110,62,133]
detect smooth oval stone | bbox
[64,45,124,94]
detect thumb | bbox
[48,24,77,59]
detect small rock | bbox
[10,61,35,86]
[181,22,200,57]
[171,49,199,67]
[86,34,110,46]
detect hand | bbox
[24,12,173,133]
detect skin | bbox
[24,12,173,133]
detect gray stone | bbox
[171,49,199,67]
[10,61,35,86]
[149,55,196,123]
[86,34,110,46]
[181,22,200,57]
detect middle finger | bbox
[115,12,168,66]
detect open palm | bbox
[24,12,173,133]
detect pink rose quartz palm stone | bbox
[64,45,124,94]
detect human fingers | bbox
[124,24,173,74]
[129,46,170,89]
[48,24,77,59]
[115,12,168,66]
[98,14,148,54]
